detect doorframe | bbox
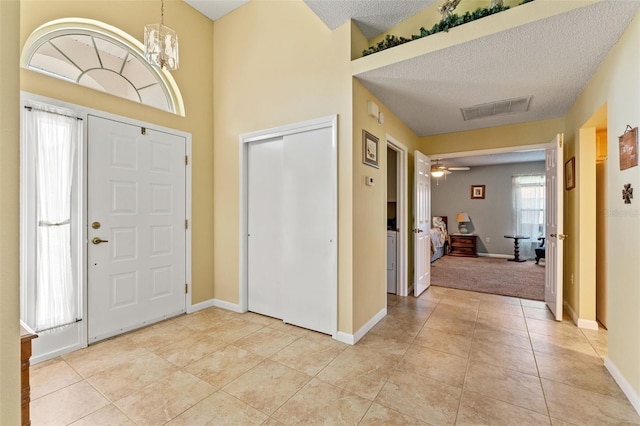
[386,135,409,297]
[20,92,192,362]
[238,115,338,336]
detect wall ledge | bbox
[605,357,640,416]
[334,307,386,345]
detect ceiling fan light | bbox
[431,170,445,178]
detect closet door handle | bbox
[92,237,109,245]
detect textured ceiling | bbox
[303,0,438,39]
[356,1,640,137]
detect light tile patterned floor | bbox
[30,286,640,425]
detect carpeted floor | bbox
[430,255,545,301]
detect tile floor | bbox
[30,286,640,425]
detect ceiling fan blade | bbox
[448,167,470,171]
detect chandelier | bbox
[144,0,179,70]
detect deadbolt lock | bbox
[92,221,101,229]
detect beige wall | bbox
[212,0,355,331]
[20,0,215,303]
[0,1,21,421]
[565,11,640,396]
[352,79,420,331]
[420,118,564,155]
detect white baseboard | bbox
[477,253,516,259]
[189,298,243,314]
[563,301,599,330]
[605,357,640,416]
[577,318,599,330]
[334,308,386,345]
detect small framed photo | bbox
[565,157,576,190]
[362,130,379,168]
[471,185,485,199]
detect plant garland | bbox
[362,0,534,57]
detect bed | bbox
[430,216,449,262]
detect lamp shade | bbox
[456,212,470,223]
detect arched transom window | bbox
[21,18,185,116]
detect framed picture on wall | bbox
[619,125,638,170]
[471,185,485,199]
[565,157,576,190]
[362,130,379,168]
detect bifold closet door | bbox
[247,127,335,335]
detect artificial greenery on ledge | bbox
[362,0,534,57]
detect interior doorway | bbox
[386,136,409,297]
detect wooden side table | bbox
[504,235,530,262]
[449,234,478,257]
[20,323,37,426]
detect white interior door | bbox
[247,124,336,335]
[545,134,564,320]
[88,116,186,342]
[414,151,431,296]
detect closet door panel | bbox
[281,127,335,334]
[247,138,284,319]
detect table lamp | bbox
[456,212,470,234]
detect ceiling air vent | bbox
[461,96,532,121]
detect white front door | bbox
[87,116,186,342]
[545,134,564,320]
[414,151,431,296]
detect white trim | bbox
[185,139,193,314]
[334,308,387,345]
[21,18,184,116]
[386,135,409,297]
[31,341,83,365]
[211,298,243,313]
[563,301,599,330]
[239,115,338,335]
[187,299,215,314]
[605,357,640,416]
[20,91,192,355]
[188,298,243,314]
[577,318,599,330]
[432,143,549,160]
[477,253,512,259]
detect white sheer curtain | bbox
[28,108,79,332]
[512,174,545,260]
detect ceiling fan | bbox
[430,159,470,178]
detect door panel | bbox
[414,151,431,296]
[247,137,284,319]
[280,128,335,334]
[545,134,564,320]
[88,116,186,342]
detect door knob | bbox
[92,237,109,245]
[550,233,568,240]
[413,229,424,233]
